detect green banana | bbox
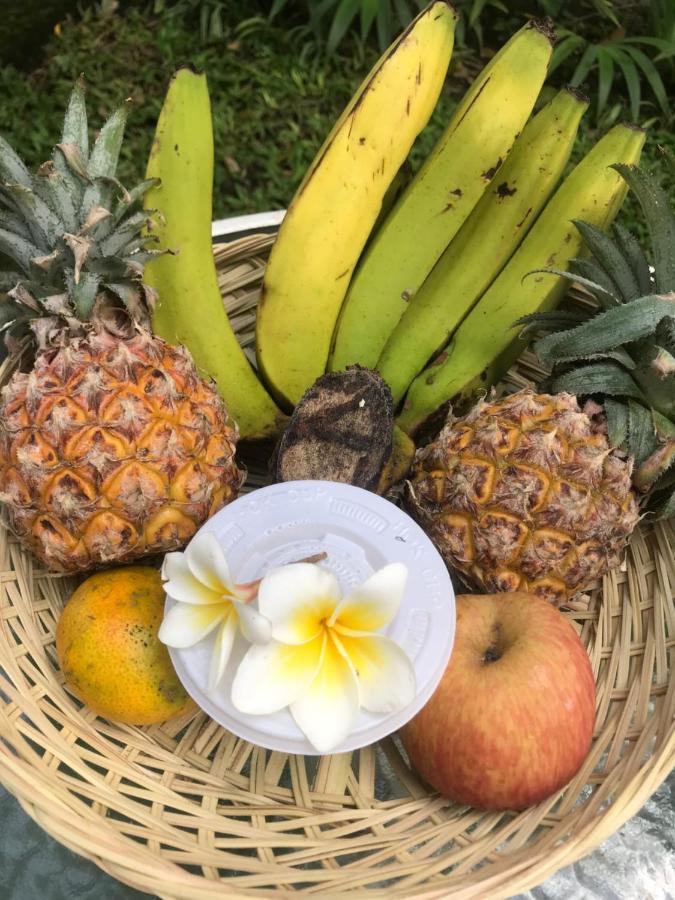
[255,2,458,408]
[397,122,646,436]
[329,19,555,373]
[144,68,286,440]
[377,87,589,404]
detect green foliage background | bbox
[0,0,673,226]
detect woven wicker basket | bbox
[0,232,673,899]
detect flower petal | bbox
[331,563,408,633]
[161,551,185,581]
[258,563,341,645]
[290,633,360,753]
[162,552,224,606]
[158,601,227,648]
[335,633,416,714]
[208,607,238,692]
[186,532,234,592]
[231,634,325,715]
[234,600,272,645]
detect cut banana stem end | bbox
[255,2,458,408]
[329,18,555,374]
[397,122,647,436]
[377,86,589,404]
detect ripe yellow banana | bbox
[144,68,285,440]
[255,1,458,408]
[329,19,554,373]
[377,87,589,404]
[397,123,646,436]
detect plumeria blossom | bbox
[159,532,272,691]
[231,562,415,753]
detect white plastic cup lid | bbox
[167,480,455,755]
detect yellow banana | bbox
[377,87,589,403]
[144,68,285,440]
[255,2,458,408]
[329,19,554,373]
[397,123,646,436]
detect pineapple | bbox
[407,391,640,606]
[407,161,675,606]
[523,160,675,521]
[0,81,243,572]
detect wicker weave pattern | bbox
[0,234,673,899]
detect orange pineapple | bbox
[0,82,243,572]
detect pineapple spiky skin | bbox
[406,391,640,606]
[0,82,246,572]
[0,326,243,572]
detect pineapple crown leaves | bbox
[0,78,162,356]
[515,159,675,519]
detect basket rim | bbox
[0,229,673,899]
[1,730,673,900]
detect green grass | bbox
[0,2,673,232]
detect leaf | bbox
[113,177,159,224]
[537,296,675,363]
[87,100,129,180]
[2,183,62,250]
[573,220,641,301]
[595,49,614,119]
[0,228,43,274]
[526,265,619,307]
[549,34,586,75]
[80,102,130,217]
[269,0,290,19]
[61,77,89,162]
[359,0,379,39]
[327,0,361,53]
[621,45,670,118]
[100,211,150,257]
[590,0,619,25]
[634,436,675,489]
[32,165,79,235]
[547,362,649,402]
[515,308,590,336]
[570,44,599,88]
[468,0,492,28]
[0,271,23,291]
[613,224,653,296]
[626,399,658,465]
[65,268,99,319]
[0,210,33,243]
[0,136,32,188]
[613,164,675,294]
[577,347,637,369]
[621,36,675,57]
[604,46,641,121]
[571,258,623,306]
[55,142,91,182]
[604,397,629,448]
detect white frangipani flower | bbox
[159,532,272,691]
[231,562,415,753]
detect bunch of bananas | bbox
[144,1,645,444]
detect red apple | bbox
[401,592,595,811]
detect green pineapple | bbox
[518,159,675,520]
